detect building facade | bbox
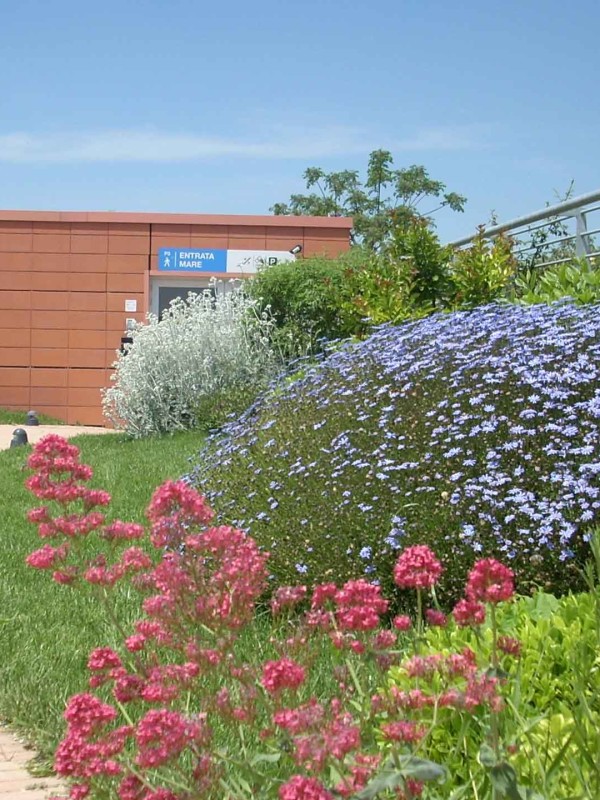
[0,210,352,425]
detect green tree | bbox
[271,149,466,250]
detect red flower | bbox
[425,609,447,627]
[279,775,333,800]
[262,658,306,694]
[466,559,515,604]
[452,598,486,626]
[393,546,443,590]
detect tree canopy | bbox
[271,149,467,250]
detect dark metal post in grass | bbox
[26,410,39,426]
[10,428,29,447]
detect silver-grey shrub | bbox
[102,284,279,437]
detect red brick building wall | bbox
[0,211,352,425]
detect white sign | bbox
[125,299,137,312]
[226,250,295,274]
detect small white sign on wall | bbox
[125,299,137,312]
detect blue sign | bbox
[158,248,227,272]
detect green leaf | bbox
[352,756,446,800]
[490,761,525,799]
[249,752,281,766]
[478,743,497,768]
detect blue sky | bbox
[1,0,598,242]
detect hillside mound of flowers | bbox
[190,301,600,601]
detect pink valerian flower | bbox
[334,579,389,631]
[117,774,144,800]
[380,720,425,743]
[262,658,306,694]
[279,775,333,800]
[273,700,325,734]
[120,547,153,572]
[146,481,214,548]
[373,629,396,649]
[498,636,522,657]
[310,583,338,609]
[466,559,515,604]
[398,779,425,798]
[465,673,504,712]
[452,597,487,626]
[393,614,412,631]
[135,709,206,768]
[63,694,117,737]
[334,754,381,798]
[26,543,70,569]
[271,585,308,615]
[292,712,361,772]
[425,609,447,627]
[393,546,443,590]
[101,521,144,541]
[87,648,122,673]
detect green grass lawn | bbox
[0,409,65,425]
[0,428,206,757]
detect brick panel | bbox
[0,233,33,251]
[31,349,69,368]
[0,272,31,290]
[32,368,69,387]
[1,329,31,347]
[31,252,71,271]
[0,367,30,386]
[0,310,30,328]
[109,236,150,255]
[31,387,68,406]
[107,273,145,293]
[69,273,106,292]
[188,235,228,249]
[68,368,107,388]
[32,311,69,330]
[106,254,148,274]
[70,235,109,254]
[68,387,103,407]
[32,330,69,348]
[32,234,71,253]
[69,293,106,312]
[68,311,106,330]
[68,406,105,426]
[68,349,106,368]
[69,254,108,272]
[69,330,106,349]
[31,291,69,310]
[31,272,70,291]
[0,348,31,366]
[1,386,30,405]
[0,291,31,310]
[0,252,33,271]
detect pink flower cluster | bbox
[25,441,526,800]
[393,545,443,590]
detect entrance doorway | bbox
[151,278,231,319]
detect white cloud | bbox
[0,124,490,163]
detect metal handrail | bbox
[448,189,600,269]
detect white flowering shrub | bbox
[102,284,279,437]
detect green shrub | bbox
[189,301,600,604]
[513,256,600,306]
[247,251,365,355]
[449,228,517,308]
[387,586,600,798]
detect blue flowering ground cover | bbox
[189,301,600,603]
